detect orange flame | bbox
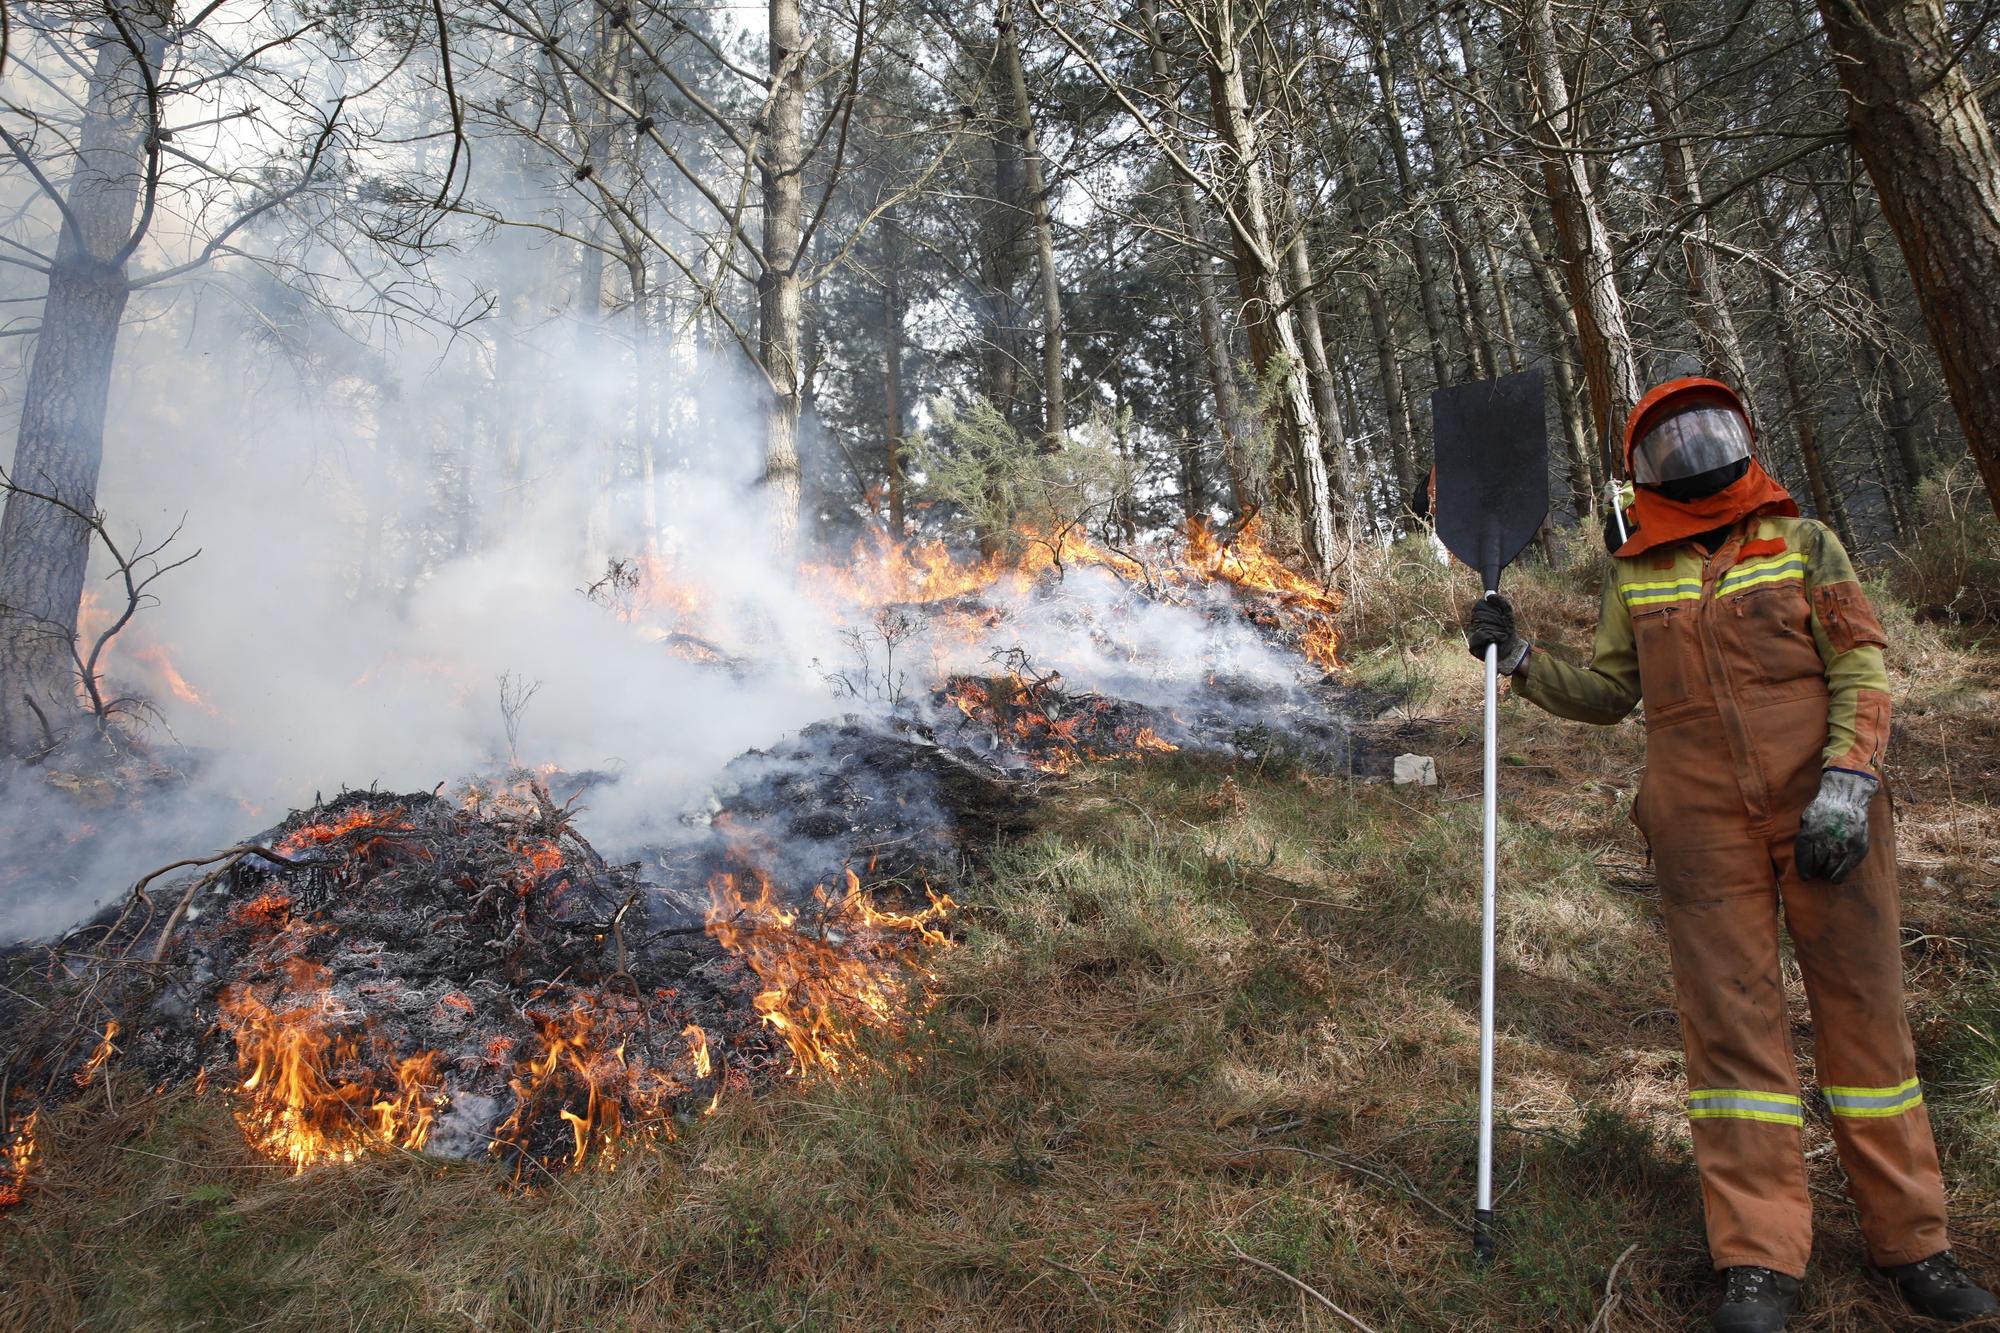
[135,643,217,715]
[798,526,1141,613]
[705,869,953,1077]
[683,1023,712,1079]
[218,960,441,1172]
[0,1111,38,1208]
[490,1004,683,1173]
[277,806,411,856]
[74,1019,118,1088]
[1184,518,1341,669]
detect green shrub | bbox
[909,396,1134,554]
[1891,461,2000,625]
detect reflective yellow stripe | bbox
[1620,576,1702,607]
[1687,1088,1804,1126]
[1719,553,1806,596]
[1823,1078,1923,1118]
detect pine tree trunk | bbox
[1362,0,1454,389]
[883,251,905,533]
[1141,0,1255,517]
[1809,178,1914,536]
[1854,220,1928,497]
[1815,0,2000,520]
[1203,0,1337,569]
[998,1,1066,451]
[1435,4,1522,371]
[1637,9,1749,389]
[759,0,807,552]
[1279,194,1353,517]
[1517,196,1601,515]
[1519,0,1642,467]
[1404,18,1495,378]
[1755,188,1852,543]
[1332,129,1417,499]
[0,8,165,757]
[978,34,1027,434]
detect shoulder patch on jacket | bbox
[1811,581,1889,653]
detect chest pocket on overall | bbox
[1719,552,1816,686]
[1631,603,1695,712]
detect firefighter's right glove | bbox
[1465,594,1529,675]
[1797,768,1877,883]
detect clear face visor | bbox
[1631,405,1752,486]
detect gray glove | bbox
[1797,768,1877,883]
[1466,594,1529,675]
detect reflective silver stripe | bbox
[1824,1080,1923,1117]
[1686,1089,1805,1125]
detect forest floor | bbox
[4,543,1997,1331]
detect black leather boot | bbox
[1712,1267,1801,1332]
[1881,1252,1999,1324]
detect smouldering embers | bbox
[706,867,956,1078]
[942,673,1181,775]
[0,1111,37,1208]
[184,793,959,1179]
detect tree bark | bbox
[758,0,807,553]
[1637,9,1750,389]
[997,1,1066,451]
[1854,213,1928,497]
[1517,194,1601,515]
[883,244,905,533]
[977,32,1027,433]
[1815,0,2000,519]
[1203,0,1338,567]
[1332,129,1416,500]
[1519,0,1642,473]
[1276,184,1352,514]
[1141,0,1255,516]
[1437,3,1522,372]
[1754,187,1851,544]
[1361,0,1455,389]
[1403,16,1495,378]
[0,6,167,757]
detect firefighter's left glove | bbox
[1797,768,1877,883]
[1466,594,1529,675]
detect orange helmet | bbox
[1622,377,1756,493]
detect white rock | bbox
[1393,753,1438,787]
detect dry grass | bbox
[3,550,1996,1331]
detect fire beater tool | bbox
[1430,368,1549,1266]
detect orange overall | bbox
[1513,514,1948,1277]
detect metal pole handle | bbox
[1476,590,1500,1264]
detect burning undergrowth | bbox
[0,737,993,1193]
[0,519,1365,1198]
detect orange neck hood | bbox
[1613,460,1799,557]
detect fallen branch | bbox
[1585,1243,1640,1333]
[96,843,300,962]
[1221,1234,1379,1333]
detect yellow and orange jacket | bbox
[1513,515,1889,848]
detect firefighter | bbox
[1464,377,1996,1331]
